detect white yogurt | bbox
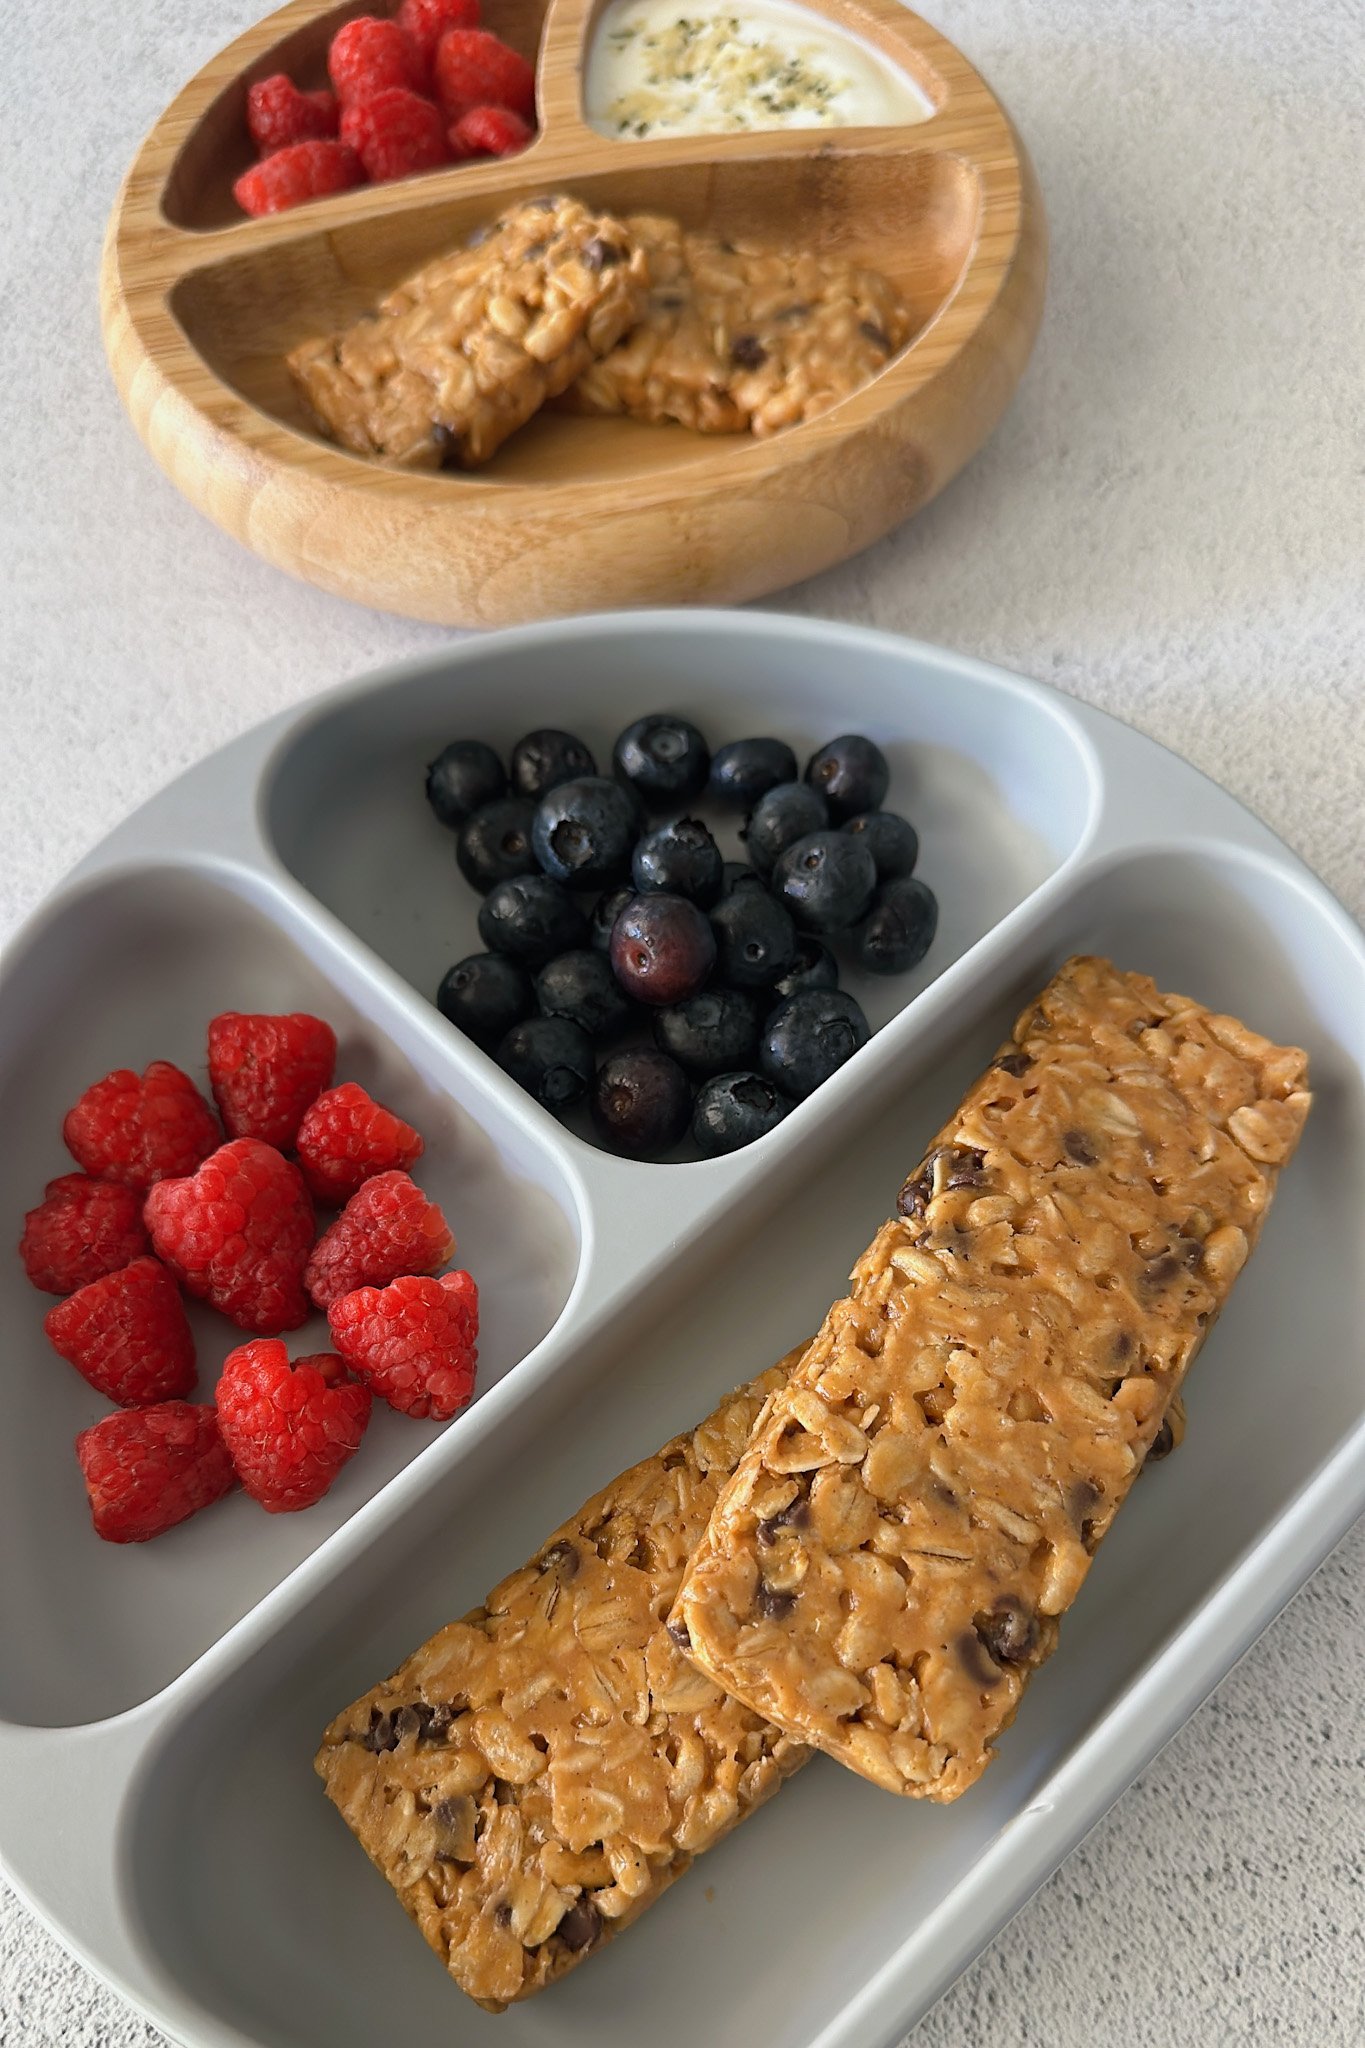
[585,0,931,140]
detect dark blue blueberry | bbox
[771,936,838,1001]
[771,830,877,934]
[425,739,506,828]
[854,877,938,975]
[510,728,597,799]
[609,892,716,1006]
[709,886,796,990]
[632,817,724,906]
[478,875,588,966]
[496,1017,594,1112]
[805,735,890,821]
[760,989,870,1100]
[720,861,768,897]
[845,809,919,880]
[742,781,828,878]
[436,952,533,1050]
[692,1071,790,1156]
[535,949,635,1042]
[456,797,538,893]
[708,737,798,810]
[590,883,635,952]
[592,1047,692,1158]
[531,776,640,890]
[613,713,711,809]
[653,987,760,1077]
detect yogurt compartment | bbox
[584,0,933,138]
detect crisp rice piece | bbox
[288,196,649,468]
[562,213,912,436]
[673,956,1311,1800]
[315,1347,810,2010]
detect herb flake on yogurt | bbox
[585,0,931,139]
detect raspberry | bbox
[340,86,447,182]
[216,1339,371,1513]
[144,1139,314,1333]
[328,1269,478,1419]
[433,29,535,121]
[63,1060,220,1191]
[76,1402,236,1543]
[396,0,481,73]
[447,104,532,158]
[233,140,364,216]
[207,1011,337,1150]
[304,1170,453,1311]
[295,1082,424,1204]
[19,1174,150,1294]
[329,15,424,102]
[246,73,340,153]
[44,1258,196,1407]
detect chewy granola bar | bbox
[562,214,913,437]
[673,956,1310,1799]
[288,196,649,468]
[315,1349,810,2010]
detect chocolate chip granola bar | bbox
[288,196,648,468]
[673,956,1310,1799]
[315,1349,810,2010]
[563,214,913,436]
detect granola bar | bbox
[288,196,649,469]
[315,1349,810,2010]
[673,956,1310,1799]
[563,214,913,436]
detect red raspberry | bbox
[447,105,532,158]
[329,15,424,102]
[340,87,447,181]
[295,1082,424,1205]
[246,73,341,153]
[19,1174,150,1295]
[397,0,480,73]
[144,1139,314,1333]
[233,139,364,216]
[216,1339,371,1513]
[433,29,535,120]
[328,1269,478,1419]
[63,1061,220,1191]
[76,1402,236,1543]
[44,1258,196,1407]
[304,1170,453,1311]
[207,1011,337,1150]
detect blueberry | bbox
[845,809,919,880]
[854,876,939,975]
[709,886,796,990]
[632,817,724,906]
[653,987,760,1077]
[743,781,828,878]
[456,797,538,892]
[496,1017,594,1112]
[436,952,534,1049]
[760,989,870,1100]
[720,861,767,897]
[805,735,890,821]
[478,875,588,966]
[609,892,716,1006]
[535,949,635,1042]
[613,713,710,809]
[771,830,877,934]
[708,737,798,810]
[532,776,640,890]
[590,883,635,952]
[510,728,596,799]
[592,1047,692,1159]
[771,936,838,1001]
[692,1072,790,1156]
[425,739,506,828]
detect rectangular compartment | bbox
[121,840,1365,2048]
[0,863,581,1729]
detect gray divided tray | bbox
[2,610,1362,2048]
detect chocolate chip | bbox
[1113,1331,1134,1361]
[431,1794,477,1862]
[426,1702,453,1740]
[957,1628,1003,1688]
[757,1495,811,1544]
[1148,1417,1176,1462]
[666,1617,692,1650]
[583,237,624,270]
[494,1902,513,1928]
[1063,1129,1097,1165]
[995,1049,1032,1076]
[362,1707,398,1753]
[943,1146,987,1191]
[1068,1478,1102,1530]
[756,1580,796,1620]
[859,320,892,351]
[557,1898,602,1951]
[523,239,548,261]
[393,1705,423,1744]
[730,334,767,370]
[973,1598,1039,1667]
[430,422,462,471]
[897,1165,933,1220]
[540,1539,579,1578]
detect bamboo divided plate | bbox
[100,0,1046,625]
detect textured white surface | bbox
[2,0,1363,2040]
